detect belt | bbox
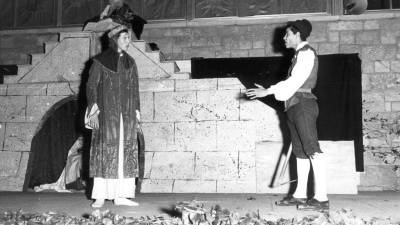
[297,88,312,93]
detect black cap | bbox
[287,19,312,38]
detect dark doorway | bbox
[23,96,90,191]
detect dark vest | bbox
[285,44,318,110]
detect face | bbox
[283,27,300,49]
[117,32,130,51]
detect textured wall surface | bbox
[1,12,400,192]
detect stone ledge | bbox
[6,83,47,96]
[2,12,399,37]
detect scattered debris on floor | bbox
[0,206,397,225]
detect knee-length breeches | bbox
[286,97,322,159]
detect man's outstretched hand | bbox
[245,84,272,99]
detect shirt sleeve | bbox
[269,49,315,101]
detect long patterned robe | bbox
[86,49,140,179]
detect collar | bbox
[296,41,308,51]
[94,48,122,72]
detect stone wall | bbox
[0,82,78,190]
[1,12,400,191]
[139,14,400,191]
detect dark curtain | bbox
[192,54,364,171]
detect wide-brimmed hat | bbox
[287,19,312,38]
[107,24,128,38]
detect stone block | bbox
[222,37,250,50]
[141,122,175,152]
[392,102,400,111]
[143,152,154,179]
[175,60,191,73]
[320,141,359,194]
[309,23,327,43]
[364,138,389,148]
[0,152,21,177]
[175,79,217,92]
[364,20,380,30]
[17,152,30,177]
[0,123,4,150]
[362,73,371,91]
[328,31,339,42]
[362,61,374,73]
[191,36,221,47]
[140,179,173,193]
[4,123,37,151]
[364,151,389,166]
[26,96,64,122]
[0,96,26,122]
[139,79,175,92]
[360,165,398,190]
[194,90,240,121]
[335,21,363,31]
[173,180,217,193]
[363,92,385,112]
[175,121,217,152]
[6,83,47,96]
[217,121,256,152]
[381,31,397,44]
[368,73,400,90]
[339,45,360,54]
[249,49,265,57]
[385,102,392,112]
[139,92,154,122]
[238,39,252,50]
[154,92,197,122]
[356,31,380,44]
[391,61,400,72]
[217,78,245,90]
[231,49,249,58]
[182,47,217,59]
[194,152,238,180]
[384,89,400,101]
[240,99,283,142]
[238,152,256,181]
[339,31,355,44]
[252,39,265,49]
[217,179,257,193]
[0,85,6,95]
[149,152,194,179]
[361,45,397,61]
[215,50,231,58]
[375,61,390,73]
[0,176,24,191]
[47,82,79,96]
[318,43,339,55]
[173,36,192,48]
[255,142,290,194]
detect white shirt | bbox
[269,41,315,101]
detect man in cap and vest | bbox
[246,19,329,211]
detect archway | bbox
[23,95,90,191]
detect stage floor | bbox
[0,191,399,222]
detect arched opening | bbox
[23,95,90,192]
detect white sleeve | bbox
[269,49,315,101]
